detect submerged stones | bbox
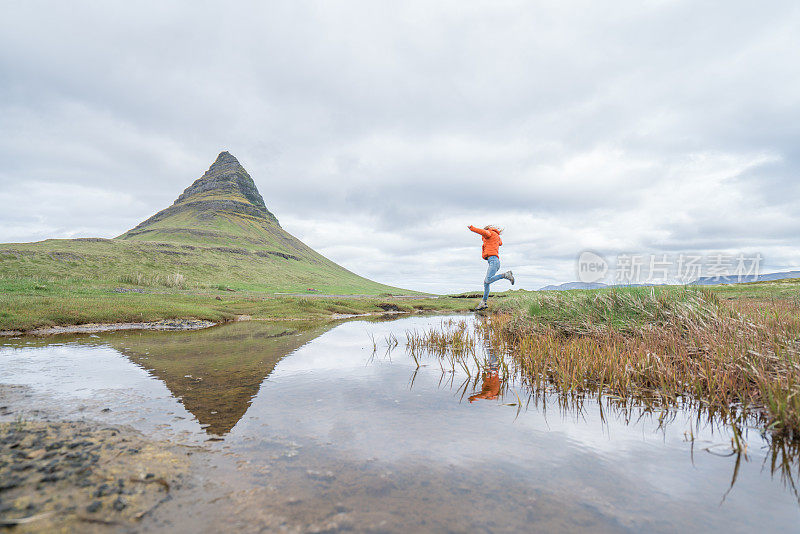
[0,421,188,530]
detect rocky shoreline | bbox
[0,319,216,337]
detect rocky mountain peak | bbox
[120,151,279,237]
[174,151,269,214]
[207,151,241,171]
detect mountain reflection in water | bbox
[110,321,336,435]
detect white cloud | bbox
[1,1,798,291]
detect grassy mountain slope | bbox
[0,152,407,295]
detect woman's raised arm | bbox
[468,225,492,238]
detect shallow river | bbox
[2,315,799,532]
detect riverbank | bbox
[0,277,486,333]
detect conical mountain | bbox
[119,152,316,260]
[109,151,403,293]
[0,151,405,297]
[124,151,279,235]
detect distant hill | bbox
[0,152,408,295]
[539,282,609,291]
[540,271,800,291]
[690,271,800,285]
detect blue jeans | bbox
[483,255,504,301]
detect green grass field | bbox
[0,236,432,331]
[0,270,476,332]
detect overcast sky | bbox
[1,1,798,293]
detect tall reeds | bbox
[404,289,800,439]
[405,318,512,381]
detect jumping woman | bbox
[468,224,514,310]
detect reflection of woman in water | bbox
[469,331,502,403]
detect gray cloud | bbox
[1,1,799,292]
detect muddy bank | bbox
[0,385,192,532]
[0,319,216,337]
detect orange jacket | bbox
[469,225,502,259]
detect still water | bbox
[1,315,799,532]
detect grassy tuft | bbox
[118,272,188,288]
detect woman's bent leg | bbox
[487,272,506,284]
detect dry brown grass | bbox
[491,290,800,437]
[408,289,800,439]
